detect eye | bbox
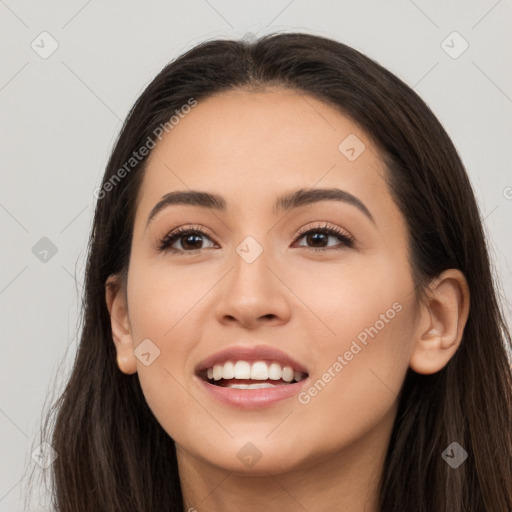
[156,225,217,255]
[156,222,355,255]
[293,222,355,251]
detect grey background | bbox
[1,1,511,510]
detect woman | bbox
[34,32,512,511]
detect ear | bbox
[105,274,137,375]
[409,269,470,375]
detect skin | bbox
[106,87,470,512]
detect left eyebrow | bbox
[273,187,375,224]
[146,187,375,227]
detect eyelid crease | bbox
[294,221,354,242]
[155,221,356,254]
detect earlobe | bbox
[409,269,470,375]
[105,275,138,375]
[116,353,137,375]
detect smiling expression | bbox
[111,87,422,474]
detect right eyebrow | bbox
[147,190,226,227]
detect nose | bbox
[215,246,292,330]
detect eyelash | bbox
[156,223,355,255]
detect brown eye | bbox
[294,224,355,250]
[156,222,355,255]
[157,227,216,254]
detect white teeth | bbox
[226,382,277,389]
[234,361,251,379]
[213,365,223,381]
[205,360,307,383]
[250,361,269,380]
[223,360,235,379]
[282,366,294,383]
[268,362,282,380]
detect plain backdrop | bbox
[1,1,511,510]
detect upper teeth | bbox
[206,360,305,383]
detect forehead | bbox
[137,88,399,229]
[146,87,372,172]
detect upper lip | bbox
[195,344,309,375]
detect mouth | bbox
[194,344,310,408]
[197,360,309,389]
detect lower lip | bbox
[196,376,309,409]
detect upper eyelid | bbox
[295,222,351,236]
[165,222,348,237]
[161,222,353,247]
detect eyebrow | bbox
[146,187,375,226]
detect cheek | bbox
[125,261,211,435]
[291,257,415,425]
[289,250,415,352]
[126,258,214,340]
[292,298,415,459]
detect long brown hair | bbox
[30,32,512,511]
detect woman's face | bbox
[117,88,422,474]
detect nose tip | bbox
[215,256,291,329]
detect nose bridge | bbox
[229,234,273,298]
[215,233,291,327]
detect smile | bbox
[194,344,310,408]
[200,360,308,388]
